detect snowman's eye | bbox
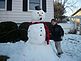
[42,12,43,14]
[37,12,39,14]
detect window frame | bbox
[28,0,42,11]
[0,0,7,10]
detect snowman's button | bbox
[40,27,42,29]
[40,30,42,32]
[40,34,42,36]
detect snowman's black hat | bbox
[35,6,41,10]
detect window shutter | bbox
[42,0,46,12]
[23,0,28,11]
[7,0,12,11]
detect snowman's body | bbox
[28,23,46,44]
[26,23,58,61]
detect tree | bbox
[61,0,77,12]
[54,0,77,20]
[54,2,65,20]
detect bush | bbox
[0,21,19,43]
[19,22,31,42]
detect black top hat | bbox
[35,6,41,10]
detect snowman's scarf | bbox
[31,22,50,45]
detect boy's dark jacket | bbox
[51,24,64,41]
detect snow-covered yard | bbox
[0,34,81,61]
[50,34,81,61]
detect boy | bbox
[51,19,64,57]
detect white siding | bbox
[0,0,54,23]
[45,0,54,22]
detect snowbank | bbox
[0,34,81,61]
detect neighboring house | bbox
[0,0,54,23]
[72,8,81,16]
[72,8,81,24]
[71,8,81,34]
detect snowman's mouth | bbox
[40,18,42,20]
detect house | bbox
[72,8,81,24]
[0,0,54,23]
[72,8,81,16]
[71,8,81,34]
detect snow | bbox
[20,23,59,61]
[0,34,81,61]
[62,34,81,61]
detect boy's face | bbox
[51,21,57,25]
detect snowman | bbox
[25,6,58,61]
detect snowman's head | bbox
[32,10,45,21]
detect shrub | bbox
[0,21,19,43]
[19,22,31,42]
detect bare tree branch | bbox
[65,6,73,12]
[63,0,68,6]
[64,0,77,12]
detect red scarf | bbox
[31,22,50,45]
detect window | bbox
[29,0,41,10]
[23,0,46,12]
[0,0,5,9]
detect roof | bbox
[72,8,81,16]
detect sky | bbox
[64,0,81,16]
[54,0,81,16]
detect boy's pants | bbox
[55,41,63,53]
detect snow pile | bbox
[0,34,81,61]
[0,41,58,61]
[62,34,81,61]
